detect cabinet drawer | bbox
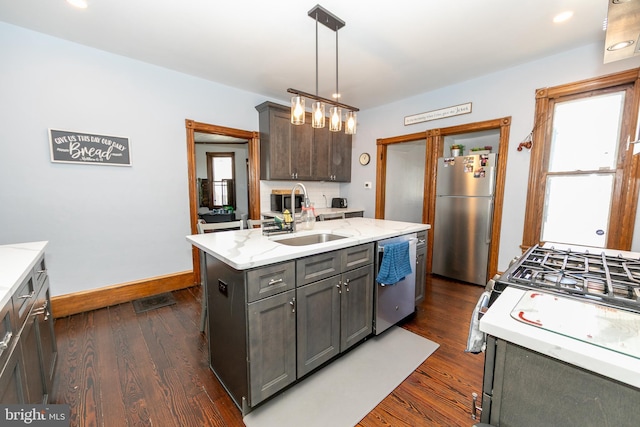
[33,255,47,288]
[342,243,374,271]
[296,252,341,287]
[417,230,427,247]
[0,303,15,371]
[246,261,295,303]
[12,274,36,331]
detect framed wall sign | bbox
[404,102,472,126]
[49,129,132,166]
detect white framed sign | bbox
[404,102,472,126]
[49,129,132,166]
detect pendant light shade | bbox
[291,96,305,125]
[329,106,342,132]
[312,101,325,128]
[345,111,357,134]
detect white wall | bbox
[0,22,283,296]
[346,42,640,271]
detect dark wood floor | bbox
[51,275,485,426]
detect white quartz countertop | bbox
[187,217,429,270]
[480,286,640,389]
[0,241,48,310]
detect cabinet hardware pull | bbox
[19,290,35,299]
[268,278,283,286]
[0,332,12,351]
[32,308,46,316]
[37,269,47,274]
[336,281,342,293]
[344,278,350,292]
[289,298,296,313]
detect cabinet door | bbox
[291,119,314,180]
[296,276,340,378]
[247,290,296,406]
[35,279,57,398]
[312,127,332,180]
[20,313,45,404]
[312,127,352,182]
[415,246,426,305]
[330,131,352,182]
[340,264,374,351]
[267,108,295,180]
[0,344,26,404]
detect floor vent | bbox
[132,292,176,314]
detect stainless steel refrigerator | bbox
[432,153,496,285]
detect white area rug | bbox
[243,326,439,427]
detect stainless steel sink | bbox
[274,233,347,246]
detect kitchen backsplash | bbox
[260,181,342,211]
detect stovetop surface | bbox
[499,245,640,313]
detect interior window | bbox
[207,152,236,209]
[522,68,640,251]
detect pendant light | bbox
[291,96,305,125]
[288,5,358,135]
[311,14,325,128]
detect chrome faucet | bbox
[291,183,310,232]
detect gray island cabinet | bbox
[205,243,373,412]
[187,217,430,415]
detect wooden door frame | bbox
[185,119,260,285]
[375,117,511,282]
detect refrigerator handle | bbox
[488,166,496,197]
[486,199,494,244]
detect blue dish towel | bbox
[376,241,412,285]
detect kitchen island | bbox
[186,218,429,414]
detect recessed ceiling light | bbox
[553,11,574,23]
[607,40,635,51]
[67,0,88,9]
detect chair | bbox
[318,212,346,221]
[197,219,243,332]
[247,218,269,228]
[197,219,244,233]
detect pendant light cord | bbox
[335,27,339,100]
[315,14,319,97]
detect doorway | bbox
[185,119,260,285]
[375,117,511,283]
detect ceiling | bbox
[0,1,611,110]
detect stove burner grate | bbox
[505,246,640,312]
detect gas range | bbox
[491,244,640,314]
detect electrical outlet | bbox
[364,181,372,189]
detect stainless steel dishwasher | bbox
[374,233,417,334]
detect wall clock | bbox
[359,152,370,165]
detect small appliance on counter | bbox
[270,193,304,213]
[331,197,348,208]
